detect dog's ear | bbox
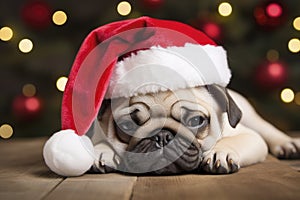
[206,84,242,128]
[98,99,111,120]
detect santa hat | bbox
[43,16,231,176]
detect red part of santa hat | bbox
[62,16,230,136]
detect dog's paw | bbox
[91,143,120,173]
[200,150,240,174]
[92,153,120,173]
[270,138,300,159]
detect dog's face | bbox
[98,85,241,174]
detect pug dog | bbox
[86,84,300,175]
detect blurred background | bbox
[0,0,299,139]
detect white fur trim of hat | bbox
[105,43,231,99]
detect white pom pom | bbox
[43,129,95,176]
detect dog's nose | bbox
[153,129,174,148]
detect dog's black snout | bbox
[153,130,174,148]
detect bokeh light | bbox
[202,22,221,40]
[218,2,232,17]
[267,63,283,77]
[266,3,282,18]
[56,76,68,92]
[117,1,131,16]
[25,97,40,112]
[18,38,33,53]
[22,84,36,97]
[0,26,13,41]
[288,38,300,53]
[0,124,14,139]
[293,17,300,31]
[280,88,294,103]
[21,0,52,29]
[52,10,67,26]
[266,49,279,61]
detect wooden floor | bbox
[0,138,299,200]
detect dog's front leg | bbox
[88,119,123,173]
[90,142,121,173]
[200,124,268,174]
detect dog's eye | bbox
[118,120,136,132]
[187,116,206,128]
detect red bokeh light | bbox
[202,22,221,40]
[21,0,52,29]
[266,3,282,18]
[255,61,287,90]
[267,63,283,78]
[12,95,42,121]
[254,1,286,29]
[25,97,40,112]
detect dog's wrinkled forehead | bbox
[111,86,220,115]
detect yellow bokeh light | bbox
[295,92,300,106]
[266,49,279,62]
[56,76,68,92]
[0,26,13,41]
[288,38,300,53]
[280,88,295,103]
[218,2,232,17]
[22,84,36,97]
[117,1,131,16]
[0,124,13,139]
[293,17,300,31]
[52,11,68,26]
[18,38,33,53]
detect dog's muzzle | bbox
[119,127,203,175]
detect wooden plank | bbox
[131,156,300,200]
[281,160,300,171]
[0,138,64,200]
[0,178,64,200]
[44,174,137,200]
[1,137,300,200]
